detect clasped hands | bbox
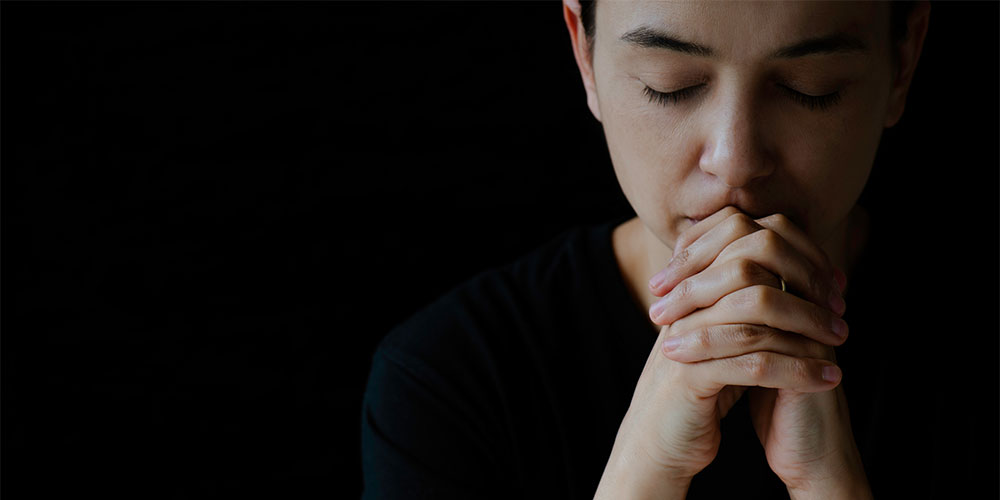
[597,206,871,499]
[648,206,847,389]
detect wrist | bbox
[594,445,692,500]
[785,449,872,500]
[787,477,872,500]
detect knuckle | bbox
[725,285,765,313]
[674,278,695,301]
[692,328,713,352]
[726,212,756,233]
[671,247,691,268]
[734,259,768,285]
[732,324,766,349]
[808,304,830,334]
[758,228,782,253]
[753,284,776,309]
[674,234,691,252]
[804,339,830,360]
[744,352,770,380]
[765,212,792,229]
[790,358,813,385]
[721,206,742,218]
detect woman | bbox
[362,1,930,498]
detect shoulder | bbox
[378,226,599,356]
[360,219,633,495]
[374,222,607,370]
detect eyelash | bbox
[778,85,843,111]
[642,84,706,106]
[641,84,843,111]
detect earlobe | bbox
[587,88,602,123]
[883,90,906,128]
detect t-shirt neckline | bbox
[588,215,662,342]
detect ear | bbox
[884,1,931,128]
[562,0,602,122]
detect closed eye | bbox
[778,84,843,111]
[641,84,706,106]
[642,83,843,112]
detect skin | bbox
[561,1,929,498]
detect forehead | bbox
[601,1,889,60]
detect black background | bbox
[3,1,997,498]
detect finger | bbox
[755,213,845,294]
[649,207,743,296]
[650,259,782,325]
[675,206,743,256]
[714,229,846,316]
[670,284,849,347]
[662,323,833,363]
[649,211,762,296]
[684,350,842,398]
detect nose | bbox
[697,93,774,188]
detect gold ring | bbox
[780,277,787,292]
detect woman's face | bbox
[581,1,903,248]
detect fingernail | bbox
[828,290,846,316]
[663,337,683,352]
[822,365,842,383]
[649,299,667,322]
[833,268,847,293]
[831,317,848,339]
[649,270,667,290]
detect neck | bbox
[612,206,869,332]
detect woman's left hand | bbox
[647,208,872,499]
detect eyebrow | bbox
[618,26,869,59]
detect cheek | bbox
[778,93,884,236]
[601,86,694,235]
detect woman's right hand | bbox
[594,208,848,498]
[593,323,758,498]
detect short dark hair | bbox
[578,1,916,67]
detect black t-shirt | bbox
[360,215,974,498]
